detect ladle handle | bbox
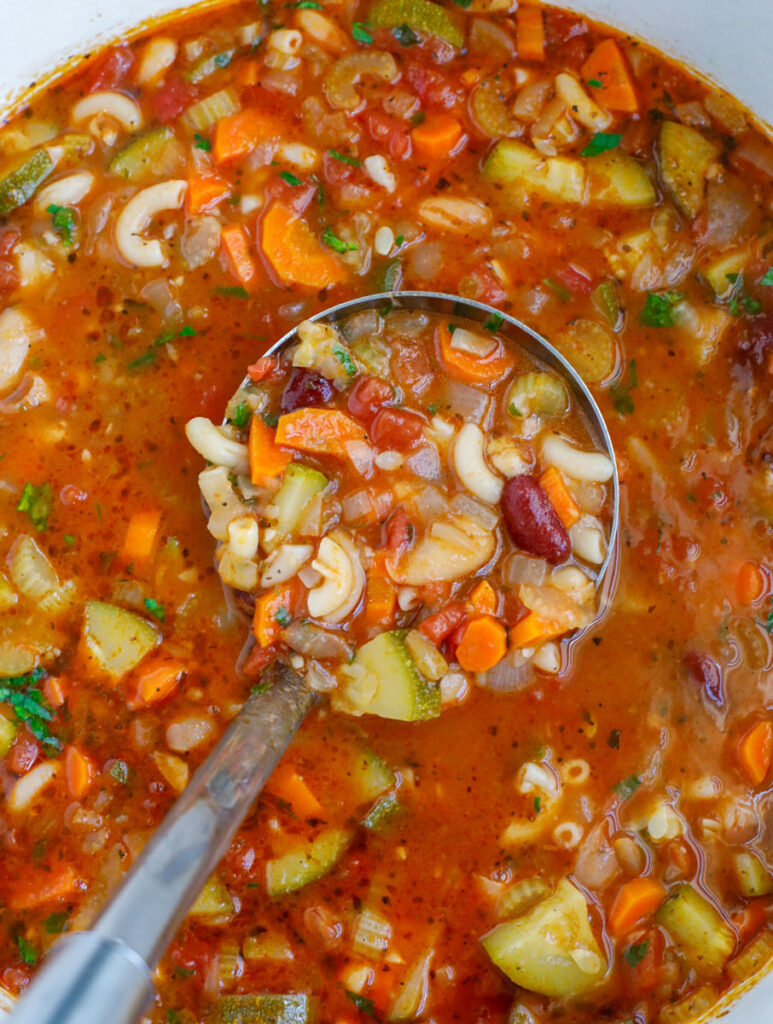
[10,663,315,1024]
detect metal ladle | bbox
[9,292,618,1024]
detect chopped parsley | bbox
[47,203,76,247]
[230,402,252,428]
[610,359,637,416]
[94,352,106,363]
[17,481,54,532]
[410,110,426,126]
[624,940,650,967]
[427,402,438,415]
[0,668,61,751]
[451,0,473,8]
[274,606,291,627]
[44,912,69,935]
[395,234,405,247]
[64,534,76,548]
[144,597,166,622]
[262,411,280,428]
[447,323,457,333]
[640,290,683,328]
[533,796,541,813]
[328,148,361,167]
[322,226,357,253]
[167,1011,184,1024]
[251,681,271,695]
[580,132,622,157]
[393,23,420,46]
[760,267,773,287]
[587,77,602,88]
[215,285,250,298]
[193,133,211,151]
[286,0,322,7]
[507,402,523,417]
[760,596,773,634]
[279,170,303,186]
[333,345,357,377]
[16,936,37,966]
[128,325,196,371]
[543,278,570,302]
[345,990,375,1016]
[179,325,197,337]
[484,313,503,332]
[109,759,129,784]
[613,774,642,800]
[352,22,373,44]
[727,273,762,316]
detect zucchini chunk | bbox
[189,873,235,920]
[482,879,607,998]
[700,249,749,297]
[271,464,328,541]
[362,792,401,831]
[484,140,585,204]
[0,149,54,216]
[80,600,160,682]
[733,851,773,898]
[335,631,441,722]
[217,994,314,1024]
[657,121,721,219]
[587,151,656,207]
[369,0,464,47]
[352,747,397,802]
[109,127,180,182]
[656,884,735,973]
[266,827,353,897]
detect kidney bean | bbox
[683,650,724,707]
[370,407,425,450]
[347,377,393,425]
[738,313,773,368]
[280,369,334,413]
[500,476,570,564]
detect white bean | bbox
[137,37,178,86]
[166,715,216,753]
[364,154,396,192]
[418,196,492,233]
[570,519,607,565]
[8,760,60,813]
[533,641,561,674]
[71,91,144,132]
[374,226,394,255]
[34,171,94,214]
[275,141,319,171]
[554,73,613,131]
[541,434,614,482]
[0,308,40,391]
[453,423,503,504]
[227,517,260,561]
[186,417,250,473]
[115,179,187,267]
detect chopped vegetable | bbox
[581,132,622,158]
[581,39,639,112]
[221,223,259,292]
[335,630,441,721]
[412,113,464,158]
[436,321,513,385]
[737,720,772,785]
[275,408,367,456]
[249,415,293,487]
[79,601,160,683]
[658,122,721,218]
[261,202,347,288]
[640,291,683,328]
[217,994,314,1024]
[515,5,545,62]
[369,0,464,48]
[265,827,353,896]
[17,482,53,532]
[609,878,666,936]
[657,885,735,973]
[456,615,507,673]
[0,149,54,216]
[213,108,283,164]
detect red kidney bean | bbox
[280,369,334,413]
[500,476,570,564]
[370,407,425,450]
[347,377,394,425]
[683,650,724,707]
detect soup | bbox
[0,1,772,1022]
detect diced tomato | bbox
[347,377,394,425]
[468,266,507,306]
[363,110,412,160]
[369,408,425,450]
[622,928,664,995]
[170,931,213,978]
[554,264,593,296]
[153,77,198,124]
[7,733,40,775]
[242,642,280,677]
[384,506,414,555]
[84,45,134,92]
[265,176,318,215]
[418,602,468,646]
[733,898,770,941]
[0,228,20,294]
[404,64,463,109]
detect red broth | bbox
[0,2,772,1022]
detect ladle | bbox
[9,292,619,1024]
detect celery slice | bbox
[0,148,54,216]
[271,464,328,542]
[370,0,464,47]
[182,88,241,132]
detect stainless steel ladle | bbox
[9,292,618,1024]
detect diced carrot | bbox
[213,107,284,164]
[253,580,301,647]
[412,113,464,159]
[247,355,278,381]
[516,5,545,62]
[435,323,514,386]
[65,745,97,799]
[539,466,581,528]
[188,174,231,215]
[236,60,260,87]
[268,763,324,819]
[460,68,481,89]
[470,580,498,615]
[132,657,186,708]
[509,612,563,649]
[221,223,259,292]
[608,877,666,936]
[249,414,292,487]
[275,408,368,457]
[456,615,508,673]
[738,720,773,786]
[418,602,468,646]
[120,509,162,575]
[8,864,79,911]
[736,560,765,606]
[366,551,397,629]
[43,675,68,709]
[260,201,347,289]
[581,38,639,113]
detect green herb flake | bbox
[47,203,76,247]
[322,225,357,254]
[427,402,438,415]
[624,940,651,967]
[543,278,571,302]
[16,936,37,966]
[251,681,271,695]
[279,170,303,186]
[580,132,622,157]
[274,606,291,627]
[352,21,373,44]
[328,148,361,167]
[214,51,233,68]
[17,482,54,532]
[231,402,252,428]
[345,990,376,1016]
[640,290,683,328]
[395,234,405,247]
[64,534,76,548]
[610,359,638,416]
[262,411,280,428]
[0,668,61,751]
[507,402,523,418]
[287,0,322,7]
[167,1011,183,1024]
[534,796,541,813]
[178,324,197,338]
[613,774,641,800]
[333,345,357,377]
[483,313,503,333]
[215,285,250,298]
[587,78,602,88]
[109,759,129,784]
[410,110,426,126]
[451,0,473,8]
[144,597,166,622]
[760,267,773,287]
[193,133,211,151]
[393,22,420,46]
[447,323,457,334]
[44,911,70,935]
[94,352,106,363]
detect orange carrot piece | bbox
[249,415,292,487]
[221,223,259,292]
[435,323,514,386]
[275,408,368,457]
[366,551,397,629]
[268,764,324,819]
[460,68,481,89]
[733,898,769,941]
[260,202,347,289]
[412,113,464,158]
[213,107,283,164]
[8,865,79,910]
[738,720,773,785]
[539,466,581,528]
[188,174,231,215]
[509,612,563,649]
[609,877,666,936]
[236,60,260,87]
[456,615,507,673]
[132,658,186,708]
[581,38,639,113]
[44,675,68,709]
[253,580,300,647]
[65,745,97,799]
[516,5,545,62]
[470,580,498,615]
[120,509,162,574]
[247,355,278,381]
[736,561,765,606]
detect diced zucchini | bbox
[587,151,656,207]
[0,712,17,758]
[185,50,234,84]
[733,851,773,898]
[0,149,54,216]
[592,280,621,328]
[242,932,294,962]
[728,929,773,983]
[657,121,721,219]
[0,574,17,613]
[80,601,160,682]
[335,631,441,722]
[659,985,717,1024]
[482,879,606,998]
[109,127,180,182]
[189,873,235,920]
[217,994,314,1024]
[656,884,735,973]
[483,140,585,204]
[506,373,568,418]
[56,133,94,161]
[700,249,750,297]
[266,827,352,897]
[362,793,401,832]
[373,257,403,293]
[271,464,328,542]
[182,87,241,132]
[352,747,396,802]
[369,0,464,47]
